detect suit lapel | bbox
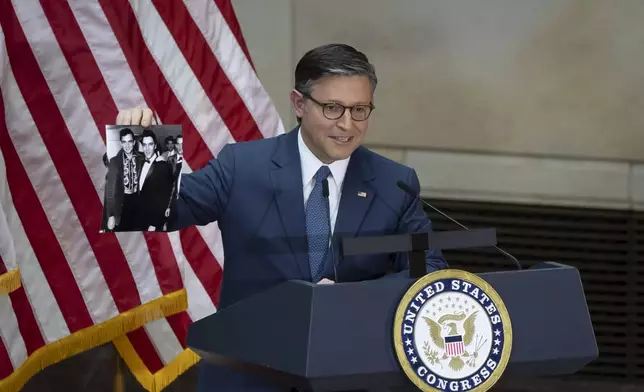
[141,160,155,191]
[136,153,144,173]
[269,130,311,280]
[134,154,144,190]
[334,148,376,241]
[147,160,155,181]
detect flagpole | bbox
[114,351,126,392]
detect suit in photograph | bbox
[137,154,174,231]
[104,148,144,231]
[166,152,183,208]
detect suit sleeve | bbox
[166,160,181,211]
[166,143,235,231]
[152,162,175,229]
[385,168,449,278]
[104,158,118,218]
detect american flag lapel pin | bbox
[357,191,367,198]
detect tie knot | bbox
[315,165,331,183]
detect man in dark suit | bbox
[136,129,174,231]
[166,134,183,175]
[104,127,144,232]
[116,43,448,391]
[165,135,183,226]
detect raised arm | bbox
[167,143,235,230]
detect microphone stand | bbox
[396,180,522,270]
[322,179,339,282]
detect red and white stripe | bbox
[445,341,465,357]
[0,0,283,387]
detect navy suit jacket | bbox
[168,127,448,390]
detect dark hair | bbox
[165,136,175,144]
[140,129,157,146]
[175,135,183,141]
[119,127,134,141]
[294,43,377,96]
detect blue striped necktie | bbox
[305,165,331,282]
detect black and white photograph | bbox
[100,124,184,233]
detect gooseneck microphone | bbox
[396,180,522,270]
[322,179,339,282]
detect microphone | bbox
[396,180,522,270]
[322,179,339,282]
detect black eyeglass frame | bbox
[298,90,375,122]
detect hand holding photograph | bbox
[100,124,183,233]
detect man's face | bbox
[175,137,183,155]
[292,75,373,164]
[166,140,174,151]
[142,136,156,160]
[120,133,134,155]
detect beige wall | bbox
[232,0,644,210]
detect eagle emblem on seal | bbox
[423,310,482,372]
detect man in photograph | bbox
[162,135,183,230]
[167,135,183,191]
[167,134,183,169]
[162,136,175,160]
[136,129,175,231]
[104,127,143,232]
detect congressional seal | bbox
[393,269,512,392]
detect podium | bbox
[186,230,598,391]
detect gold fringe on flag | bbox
[114,337,201,392]
[0,269,21,295]
[0,288,188,392]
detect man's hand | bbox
[116,107,157,127]
[107,216,115,230]
[317,278,335,285]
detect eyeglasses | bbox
[299,91,374,121]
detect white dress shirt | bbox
[298,128,350,235]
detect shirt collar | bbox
[297,126,350,188]
[145,152,159,163]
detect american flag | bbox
[445,335,465,357]
[0,1,284,391]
